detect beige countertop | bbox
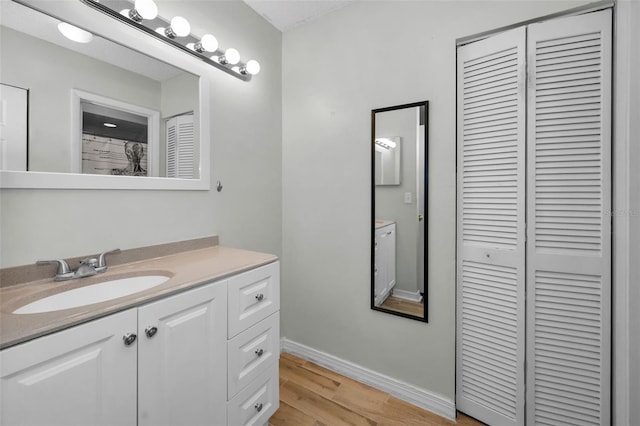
[0,246,278,350]
[375,219,395,229]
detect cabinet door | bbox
[374,225,396,306]
[227,361,279,426]
[373,228,383,305]
[228,312,280,399]
[138,282,227,426]
[0,309,137,426]
[385,224,396,294]
[228,262,280,338]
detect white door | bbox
[0,309,138,426]
[0,83,28,171]
[456,26,527,426]
[138,282,227,426]
[417,119,426,294]
[526,10,612,425]
[166,114,195,178]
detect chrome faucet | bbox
[37,248,120,281]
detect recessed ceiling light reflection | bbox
[58,22,94,43]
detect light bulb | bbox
[195,34,218,53]
[220,48,240,65]
[120,9,130,17]
[58,22,93,43]
[245,60,260,75]
[135,0,158,20]
[128,0,157,21]
[165,16,190,38]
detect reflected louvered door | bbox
[527,10,611,426]
[166,114,195,178]
[456,27,526,426]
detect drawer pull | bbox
[255,348,264,357]
[145,326,158,338]
[123,333,137,346]
[255,293,264,301]
[254,402,263,412]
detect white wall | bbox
[282,0,590,401]
[0,0,282,268]
[160,72,200,175]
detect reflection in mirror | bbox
[374,136,401,186]
[371,101,428,322]
[0,0,199,179]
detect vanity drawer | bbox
[228,262,280,338]
[228,312,279,399]
[227,362,279,426]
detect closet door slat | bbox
[527,10,611,426]
[456,26,526,426]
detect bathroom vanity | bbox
[0,245,280,426]
[373,220,396,307]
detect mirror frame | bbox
[0,0,210,190]
[371,100,429,322]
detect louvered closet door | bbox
[166,114,195,178]
[527,10,611,426]
[456,26,526,426]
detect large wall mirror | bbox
[0,0,210,190]
[371,101,428,322]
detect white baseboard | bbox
[280,338,456,421]
[391,289,423,302]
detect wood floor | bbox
[269,353,485,426]
[380,296,424,317]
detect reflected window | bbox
[81,101,149,176]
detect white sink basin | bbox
[13,275,170,314]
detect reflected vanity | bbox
[0,0,210,190]
[371,101,428,322]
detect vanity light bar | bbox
[375,138,396,149]
[80,0,260,82]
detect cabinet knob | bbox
[255,348,264,357]
[254,402,263,412]
[255,293,264,301]
[145,326,158,338]
[123,333,137,346]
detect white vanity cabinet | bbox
[374,222,396,306]
[0,260,280,426]
[137,282,227,426]
[226,262,280,426]
[0,309,138,426]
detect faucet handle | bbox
[80,258,98,267]
[96,248,120,272]
[36,259,73,280]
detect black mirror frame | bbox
[371,100,429,322]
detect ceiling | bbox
[242,0,355,32]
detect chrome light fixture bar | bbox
[80,0,260,82]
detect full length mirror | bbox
[0,0,209,189]
[372,101,428,322]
